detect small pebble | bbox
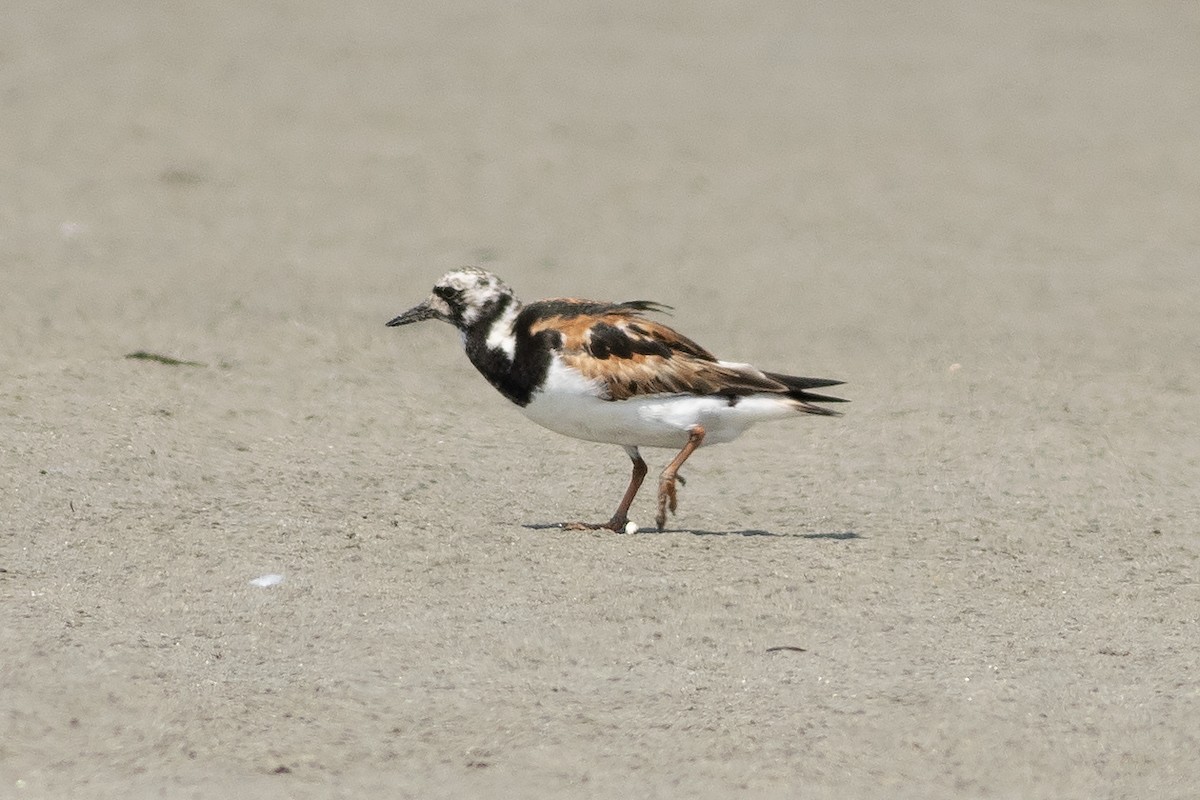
[624,521,639,535]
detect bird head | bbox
[386,268,516,331]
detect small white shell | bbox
[624,521,639,535]
[250,573,284,587]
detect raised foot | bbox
[655,477,681,531]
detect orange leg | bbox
[563,446,648,532]
[656,426,705,530]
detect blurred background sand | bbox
[3,2,1199,797]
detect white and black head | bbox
[387,268,517,331]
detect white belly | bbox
[519,362,799,449]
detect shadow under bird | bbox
[387,268,846,531]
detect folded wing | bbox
[522,299,846,412]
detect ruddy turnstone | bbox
[387,268,845,531]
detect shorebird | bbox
[387,268,845,531]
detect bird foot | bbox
[655,476,681,530]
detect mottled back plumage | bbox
[521,297,845,411]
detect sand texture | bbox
[3,2,1199,797]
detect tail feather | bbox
[764,371,845,391]
[764,371,848,412]
[795,390,848,405]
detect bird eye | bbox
[433,285,455,301]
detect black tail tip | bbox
[802,403,844,417]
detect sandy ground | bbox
[3,1,1199,797]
